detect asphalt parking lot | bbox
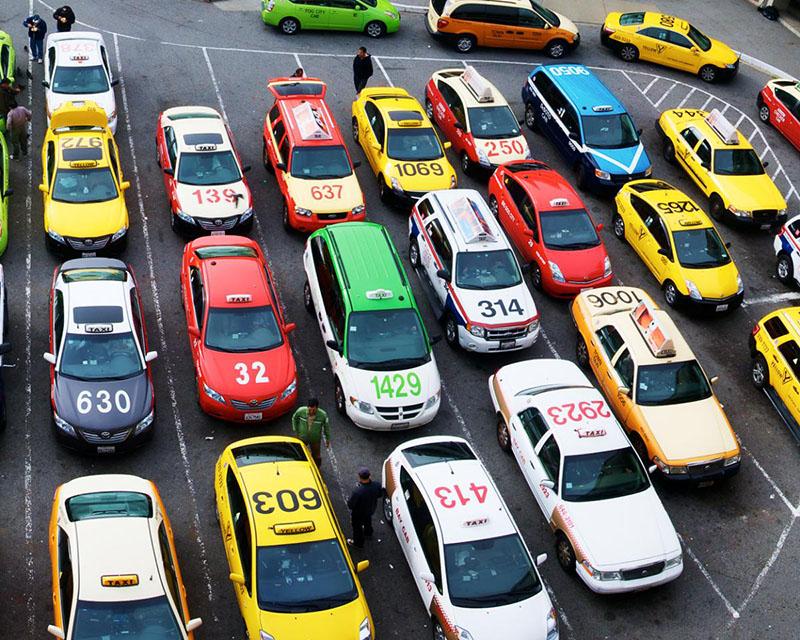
[3,0,800,638]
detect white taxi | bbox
[383,435,559,640]
[489,359,683,594]
[44,32,118,133]
[409,189,539,352]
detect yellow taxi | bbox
[657,108,788,229]
[352,87,456,206]
[751,307,800,440]
[572,286,741,484]
[40,100,130,255]
[612,179,743,312]
[48,474,202,640]
[601,11,739,83]
[214,436,374,640]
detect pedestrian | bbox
[346,467,383,548]
[0,78,22,125]
[291,397,330,468]
[7,102,32,159]
[22,15,47,64]
[291,67,305,78]
[53,6,76,32]
[352,46,373,95]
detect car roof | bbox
[502,161,584,211]
[54,128,112,168]
[424,189,513,254]
[362,88,432,129]
[642,11,690,32]
[432,67,510,110]
[624,180,709,230]
[162,107,233,153]
[534,64,626,116]
[277,95,345,148]
[761,306,800,337]
[444,0,535,10]
[767,78,800,101]
[663,108,751,150]
[198,249,273,309]
[49,31,105,67]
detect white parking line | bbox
[293,52,303,72]
[113,33,218,619]
[642,77,659,95]
[743,291,800,306]
[652,84,675,109]
[679,535,740,620]
[539,327,561,359]
[734,113,746,130]
[374,56,394,87]
[700,94,715,111]
[677,87,696,109]
[742,446,797,515]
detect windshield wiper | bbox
[304,173,349,180]
[365,355,429,370]
[552,241,599,250]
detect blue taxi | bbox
[521,64,652,192]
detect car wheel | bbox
[444,314,459,348]
[351,117,360,143]
[334,377,346,415]
[546,39,567,59]
[777,253,794,285]
[409,237,421,268]
[619,44,639,62]
[489,195,499,218]
[425,98,434,121]
[531,263,543,291]
[662,138,676,164]
[575,163,589,191]
[496,415,511,452]
[282,200,292,231]
[303,280,314,314]
[556,533,576,573]
[699,65,718,83]
[279,17,300,35]
[382,495,393,523]
[575,334,589,369]
[612,213,626,242]
[630,433,650,465]
[262,142,274,173]
[460,151,472,176]
[455,34,475,54]
[524,103,538,132]
[758,99,771,125]
[709,194,725,222]
[432,620,446,640]
[365,20,386,38]
[663,280,679,307]
[752,353,769,389]
[377,174,389,203]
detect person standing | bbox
[346,468,383,548]
[352,46,373,95]
[291,398,330,468]
[53,6,76,32]
[0,79,23,131]
[22,15,47,64]
[7,102,32,159]
[291,68,305,78]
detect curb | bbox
[738,52,798,80]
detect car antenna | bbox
[447,461,455,475]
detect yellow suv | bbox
[214,436,374,640]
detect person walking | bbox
[346,467,383,548]
[0,79,23,131]
[53,6,76,32]
[291,398,330,468]
[7,102,32,159]
[22,15,47,63]
[352,46,373,95]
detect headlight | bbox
[260,631,276,640]
[724,454,741,467]
[653,457,688,475]
[450,174,457,188]
[664,553,683,569]
[280,378,297,400]
[594,168,611,181]
[778,208,788,216]
[546,606,559,640]
[295,207,313,217]
[175,209,196,224]
[424,389,440,410]
[726,63,736,69]
[390,177,402,192]
[467,323,485,338]
[528,318,540,334]
[727,205,750,218]
[455,627,475,640]
[48,230,66,244]
[603,256,612,278]
[359,617,372,640]
[582,560,622,581]
[111,227,127,242]
[351,204,365,216]
[350,397,374,414]
[644,166,653,177]
[383,10,397,19]
[685,279,702,300]
[549,261,565,283]
[736,274,744,294]
[266,0,275,10]
[203,382,225,405]
[239,207,254,221]
[54,413,76,437]
[476,147,490,167]
[133,410,154,436]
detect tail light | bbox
[752,323,760,336]
[437,17,449,29]
[602,26,615,35]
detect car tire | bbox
[382,495,393,523]
[662,138,676,164]
[444,314,459,349]
[303,280,314,315]
[556,533,576,573]
[409,237,421,268]
[612,212,626,242]
[365,20,386,38]
[432,620,446,640]
[496,414,511,453]
[524,103,538,132]
[699,65,718,83]
[709,194,725,222]
[663,280,680,308]
[455,34,475,54]
[776,253,794,285]
[758,97,771,125]
[751,353,769,389]
[546,39,568,59]
[262,142,274,173]
[425,98,434,121]
[334,377,346,415]
[279,17,300,35]
[282,200,292,231]
[351,117,360,143]
[619,44,639,63]
[575,334,589,369]
[575,163,589,191]
[460,151,473,176]
[531,262,543,291]
[489,195,499,218]
[377,173,389,203]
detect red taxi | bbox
[180,236,298,423]
[488,160,612,296]
[262,76,365,232]
[758,79,800,152]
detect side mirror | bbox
[648,464,658,475]
[3,188,13,198]
[120,180,131,190]
[636,128,643,136]
[657,247,671,259]
[229,572,246,585]
[352,160,361,168]
[710,375,719,385]
[618,386,631,398]
[453,122,464,131]
[39,184,49,194]
[536,553,548,566]
[326,339,343,355]
[242,164,252,173]
[188,326,201,339]
[522,228,534,238]
[763,161,770,168]
[111,78,120,87]
[284,322,297,333]
[356,560,370,573]
[596,223,604,232]
[163,167,174,176]
[430,334,443,345]
[0,342,12,355]
[540,479,555,490]
[43,352,56,365]
[145,351,158,363]
[436,268,451,282]
[185,619,203,633]
[47,626,65,640]
[41,80,49,88]
[725,241,731,249]
[276,161,287,171]
[419,571,436,584]
[443,141,452,150]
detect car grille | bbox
[231,397,276,411]
[197,215,239,231]
[611,171,649,185]
[316,211,349,221]
[567,275,605,285]
[753,209,777,223]
[80,428,131,444]
[621,561,665,581]
[486,326,529,341]
[66,235,110,251]
[375,403,424,421]
[687,458,725,476]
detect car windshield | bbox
[673,228,731,268]
[562,448,650,502]
[687,24,712,51]
[386,128,443,161]
[177,150,241,186]
[72,596,182,640]
[581,113,640,148]
[444,534,542,608]
[636,360,712,405]
[60,332,143,380]
[52,167,118,203]
[713,149,764,176]
[467,106,521,139]
[204,306,283,353]
[346,309,430,370]
[291,145,352,179]
[455,249,522,290]
[52,65,109,94]
[256,539,358,613]
[531,0,560,25]
[540,209,600,250]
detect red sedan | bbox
[180,235,297,423]
[758,79,800,152]
[488,160,612,297]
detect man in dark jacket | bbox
[22,15,47,63]
[352,47,373,95]
[53,6,76,32]
[346,467,383,548]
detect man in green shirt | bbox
[291,397,330,468]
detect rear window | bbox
[388,110,423,122]
[271,81,325,96]
[627,180,673,193]
[619,11,644,25]
[66,491,152,521]
[73,305,124,324]
[403,441,476,467]
[764,316,789,340]
[62,268,127,283]
[194,246,258,259]
[183,133,224,146]
[233,442,307,466]
[505,161,548,173]
[62,148,103,162]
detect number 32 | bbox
[234,362,270,385]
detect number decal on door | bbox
[234,362,270,385]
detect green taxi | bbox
[0,133,10,256]
[261,0,400,38]
[0,31,15,84]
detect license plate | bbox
[715,304,728,312]
[391,422,410,430]
[244,412,262,421]
[211,230,225,236]
[82,252,97,258]
[760,224,772,230]
[97,446,115,454]
[698,480,714,488]
[499,340,517,350]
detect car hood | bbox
[175,179,251,219]
[472,135,529,166]
[588,142,651,177]
[708,39,739,66]
[54,371,152,431]
[451,590,552,640]
[387,157,455,192]
[556,14,579,36]
[199,343,296,399]
[258,596,369,639]
[48,89,115,121]
[46,197,128,237]
[681,259,740,299]
[456,283,537,326]
[640,397,738,461]
[343,357,440,407]
[715,174,787,212]
[567,488,680,569]
[544,243,608,283]
[286,174,363,213]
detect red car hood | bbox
[545,243,608,282]
[198,343,296,400]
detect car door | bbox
[307,236,341,363]
[591,325,633,423]
[636,26,672,64]
[327,0,361,29]
[482,5,518,48]
[676,127,710,192]
[361,102,385,173]
[508,407,550,501]
[161,126,178,205]
[296,0,332,28]
[775,339,800,419]
[436,81,466,153]
[187,266,205,362]
[51,288,65,371]
[421,219,453,308]
[515,8,547,50]
[532,433,561,521]
[666,29,699,71]
[774,88,800,150]
[55,527,74,637]
[223,466,255,615]
[499,175,530,251]
[644,213,674,282]
[609,347,635,423]
[45,44,57,99]
[628,194,661,271]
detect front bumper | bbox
[543,273,614,298]
[289,208,366,233]
[724,208,786,230]
[47,229,128,256]
[659,458,741,484]
[457,324,538,353]
[346,395,440,430]
[681,290,744,314]
[53,413,154,455]
[388,187,429,208]
[578,558,683,594]
[199,386,298,424]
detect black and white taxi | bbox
[489,359,683,594]
[43,31,118,133]
[383,436,559,640]
[409,189,539,352]
[44,258,157,453]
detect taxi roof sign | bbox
[365,289,394,300]
[226,294,252,303]
[549,198,569,207]
[705,109,738,145]
[460,66,494,103]
[592,105,614,112]
[678,218,703,227]
[101,574,139,587]
[291,101,332,141]
[85,324,114,333]
[69,160,98,168]
[274,521,316,535]
[630,301,676,358]
[194,143,217,151]
[449,196,496,244]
